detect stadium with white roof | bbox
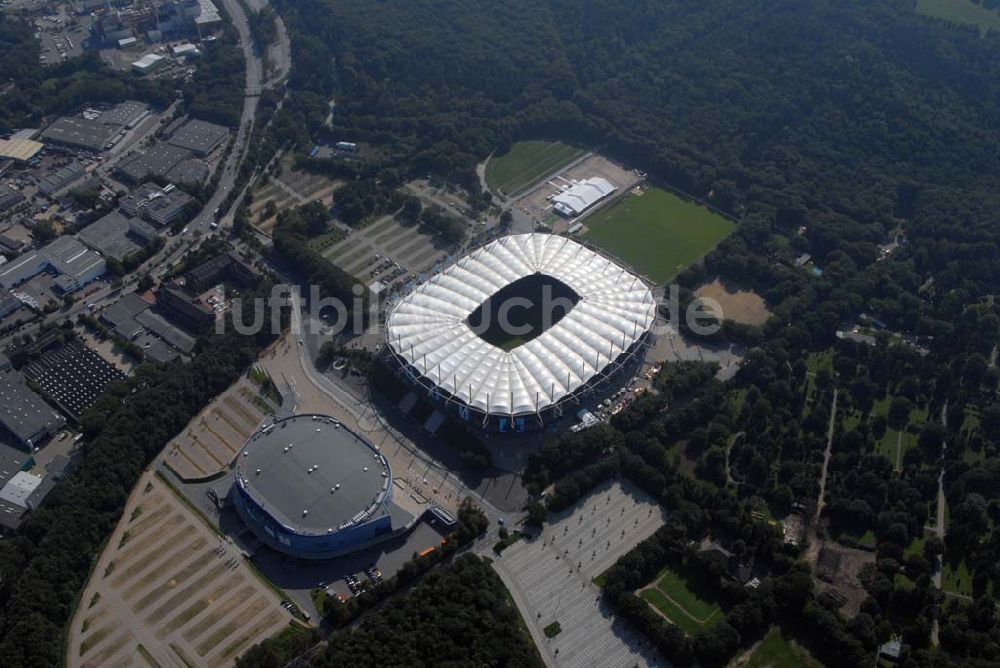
[385,233,656,433]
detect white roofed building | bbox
[385,233,655,432]
[551,177,616,217]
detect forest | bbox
[257,1,1000,662]
[0,16,172,131]
[310,555,543,668]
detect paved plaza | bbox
[491,480,669,668]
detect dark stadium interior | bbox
[466,272,580,351]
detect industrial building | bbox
[99,101,149,128]
[118,182,194,227]
[77,210,158,263]
[0,370,66,452]
[166,118,229,156]
[0,293,20,319]
[0,446,75,533]
[231,415,412,559]
[0,137,43,163]
[184,252,259,291]
[40,116,115,153]
[385,233,655,432]
[100,292,151,340]
[171,42,200,58]
[37,161,87,198]
[99,291,194,359]
[89,0,221,45]
[0,236,106,293]
[165,157,209,186]
[156,285,214,330]
[551,177,616,217]
[0,184,25,213]
[132,53,166,75]
[115,143,192,184]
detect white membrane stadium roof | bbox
[386,234,656,416]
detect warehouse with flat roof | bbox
[0,137,43,163]
[0,236,106,292]
[166,118,229,156]
[77,210,158,263]
[0,370,65,452]
[116,143,192,184]
[41,116,115,152]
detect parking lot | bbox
[322,214,456,290]
[164,377,279,481]
[250,155,342,233]
[67,471,290,668]
[491,480,668,668]
[33,6,91,65]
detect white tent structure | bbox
[551,177,616,217]
[386,234,655,421]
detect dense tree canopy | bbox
[312,555,543,667]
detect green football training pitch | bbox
[583,187,735,284]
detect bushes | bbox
[237,623,320,668]
[315,554,543,667]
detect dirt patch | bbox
[811,541,874,617]
[694,278,771,326]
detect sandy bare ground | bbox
[66,471,291,668]
[694,278,771,326]
[163,377,277,481]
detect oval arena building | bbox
[232,414,408,559]
[385,233,656,433]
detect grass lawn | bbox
[916,0,1000,35]
[485,141,586,196]
[743,626,822,668]
[866,396,927,467]
[583,187,736,284]
[803,349,834,399]
[834,528,876,550]
[640,565,722,635]
[942,557,974,597]
[640,588,714,636]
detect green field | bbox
[916,0,1000,35]
[942,556,974,597]
[639,566,722,636]
[583,187,736,284]
[485,141,587,196]
[869,396,927,467]
[744,626,822,668]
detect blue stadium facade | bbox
[230,415,400,559]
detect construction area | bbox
[66,471,293,668]
[163,375,279,481]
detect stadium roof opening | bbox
[386,233,656,417]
